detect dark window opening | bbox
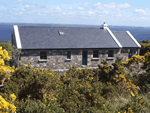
[93,50,99,58]
[67,51,71,59]
[128,49,133,58]
[40,51,47,59]
[108,50,113,57]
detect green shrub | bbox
[140,43,150,56]
[0,63,62,101]
[57,66,112,112]
[15,95,65,113]
[118,96,147,113]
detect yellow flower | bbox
[9,93,16,101]
[103,104,105,108]
[63,74,66,77]
[130,91,135,97]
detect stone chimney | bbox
[101,22,108,29]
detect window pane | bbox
[108,50,113,57]
[67,51,71,59]
[40,51,47,59]
[93,50,98,58]
[41,56,47,59]
[41,52,46,56]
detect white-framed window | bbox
[93,50,99,58]
[40,51,47,59]
[108,50,114,57]
[67,51,71,59]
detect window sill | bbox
[66,59,72,61]
[91,58,100,61]
[38,59,48,62]
[106,57,114,60]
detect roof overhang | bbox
[20,48,121,50]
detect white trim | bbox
[107,57,114,60]
[126,31,141,48]
[38,59,48,62]
[14,25,22,49]
[66,59,72,61]
[106,27,123,48]
[91,58,100,60]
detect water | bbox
[0,23,150,42]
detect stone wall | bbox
[17,48,137,70]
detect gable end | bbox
[126,31,141,48]
[14,25,22,49]
[106,27,123,48]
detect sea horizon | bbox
[0,22,150,43]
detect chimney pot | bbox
[101,22,107,29]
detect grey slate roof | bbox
[17,26,120,49]
[15,26,140,49]
[112,31,139,48]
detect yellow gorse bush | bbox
[123,55,145,67]
[113,73,140,97]
[143,51,150,65]
[0,46,17,112]
[0,95,16,112]
[0,46,16,80]
[122,52,150,71]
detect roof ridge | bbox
[18,26,102,29]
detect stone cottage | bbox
[11,22,141,71]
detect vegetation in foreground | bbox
[0,40,150,112]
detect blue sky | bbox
[1,0,150,27]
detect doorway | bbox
[82,51,87,65]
